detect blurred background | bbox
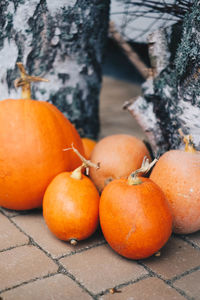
[99,0,180,139]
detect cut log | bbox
[127,0,200,156]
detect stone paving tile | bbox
[184,231,200,248]
[173,269,200,300]
[0,245,57,291]
[0,214,28,251]
[100,277,186,300]
[143,236,200,280]
[13,213,105,259]
[60,244,148,295]
[1,273,92,300]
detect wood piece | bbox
[109,21,149,79]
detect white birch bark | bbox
[0,0,110,139]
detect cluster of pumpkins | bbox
[0,63,200,260]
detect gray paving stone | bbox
[0,213,28,251]
[60,244,148,294]
[184,231,200,248]
[0,245,57,291]
[173,269,200,300]
[100,277,186,300]
[13,213,105,259]
[1,273,92,300]
[143,236,200,280]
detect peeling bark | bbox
[0,0,110,139]
[127,0,200,156]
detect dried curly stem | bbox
[178,128,196,153]
[14,62,49,99]
[63,144,100,179]
[128,156,158,185]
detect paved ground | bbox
[0,76,200,300]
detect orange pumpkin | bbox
[99,158,172,259]
[150,133,200,234]
[81,137,96,160]
[43,152,100,243]
[0,63,84,210]
[90,134,151,192]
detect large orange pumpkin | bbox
[90,134,151,192]
[99,158,172,259]
[43,155,100,243]
[0,63,84,210]
[150,133,200,234]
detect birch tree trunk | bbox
[0,0,110,139]
[127,0,200,156]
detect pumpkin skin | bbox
[150,149,200,234]
[90,134,151,192]
[0,99,84,210]
[43,171,100,242]
[99,177,172,259]
[81,138,96,160]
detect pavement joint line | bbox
[56,262,97,300]
[0,272,59,295]
[169,285,195,300]
[95,273,151,298]
[8,213,106,260]
[2,208,107,255]
[2,214,99,299]
[137,261,191,300]
[1,208,200,299]
[0,243,29,254]
[170,265,200,283]
[0,239,97,299]
[0,207,42,218]
[56,239,107,260]
[0,210,19,218]
[176,234,200,251]
[7,208,107,257]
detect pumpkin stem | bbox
[178,128,196,153]
[128,156,158,185]
[64,144,100,179]
[69,238,78,245]
[14,62,49,99]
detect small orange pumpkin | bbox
[150,131,200,234]
[0,63,84,210]
[90,134,151,192]
[99,158,172,259]
[43,147,100,244]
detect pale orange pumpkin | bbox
[150,132,200,234]
[0,63,84,210]
[90,134,151,192]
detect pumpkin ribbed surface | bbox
[0,99,84,210]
